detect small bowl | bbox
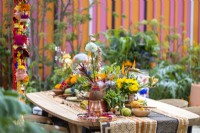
[52,89,64,95]
[132,108,151,117]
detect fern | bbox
[149,61,192,100]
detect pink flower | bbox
[14,35,27,46]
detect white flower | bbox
[85,42,98,53]
[65,58,72,64]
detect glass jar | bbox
[89,100,103,117]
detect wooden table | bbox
[26,91,200,133]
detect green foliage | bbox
[149,61,192,100]
[188,45,200,82]
[101,28,159,69]
[0,88,50,133]
[103,89,126,110]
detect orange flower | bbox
[23,76,29,83]
[70,75,77,84]
[124,60,132,67]
[55,84,61,89]
[19,4,31,11]
[65,78,70,84]
[96,73,107,80]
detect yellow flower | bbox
[55,84,61,89]
[117,82,122,89]
[129,85,139,92]
[70,75,77,84]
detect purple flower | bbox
[14,62,18,69]
[21,14,29,19]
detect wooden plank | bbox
[198,0,200,44]
[81,0,89,52]
[26,92,99,127]
[115,0,122,29]
[139,0,145,31]
[92,1,97,34]
[38,0,44,79]
[174,0,178,52]
[163,0,170,60]
[147,0,153,31]
[100,0,107,41]
[97,0,101,34]
[169,0,175,52]
[122,0,130,30]
[0,0,2,26]
[106,0,112,30]
[73,0,79,51]
[131,0,139,33]
[27,91,200,127]
[193,0,199,43]
[45,2,54,77]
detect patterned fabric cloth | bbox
[101,110,188,133]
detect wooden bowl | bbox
[52,89,64,96]
[132,108,151,117]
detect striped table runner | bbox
[101,110,188,133]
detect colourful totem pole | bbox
[13,0,30,94]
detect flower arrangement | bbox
[116,77,140,95]
[52,36,158,117]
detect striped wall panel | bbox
[1,0,200,79]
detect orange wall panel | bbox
[81,0,89,51]
[115,0,122,29]
[106,0,112,30]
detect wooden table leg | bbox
[68,123,82,133]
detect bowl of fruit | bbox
[130,99,151,117]
[132,108,151,117]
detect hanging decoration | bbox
[13,0,30,94]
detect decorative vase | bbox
[89,100,103,117]
[88,84,103,117]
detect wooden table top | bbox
[26,91,200,127]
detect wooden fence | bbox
[0,0,200,80]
